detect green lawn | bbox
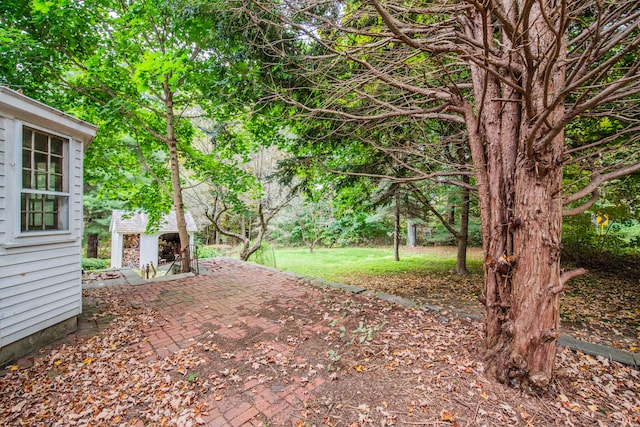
[260,246,484,281]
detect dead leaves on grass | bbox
[556,348,640,424]
[343,269,640,352]
[561,273,640,351]
[299,293,640,426]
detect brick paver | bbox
[83,258,327,426]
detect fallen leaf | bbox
[441,410,455,421]
[11,400,27,412]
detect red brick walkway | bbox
[85,258,330,426]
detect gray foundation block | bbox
[0,316,78,367]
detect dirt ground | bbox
[1,258,639,426]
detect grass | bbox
[262,246,484,281]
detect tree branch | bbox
[563,163,640,205]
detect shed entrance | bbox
[158,233,180,264]
[122,234,140,268]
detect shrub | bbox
[249,242,276,267]
[197,245,221,259]
[196,245,236,259]
[82,258,110,271]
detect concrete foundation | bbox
[0,316,78,367]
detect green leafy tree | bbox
[1,0,255,272]
[274,196,334,252]
[237,0,640,387]
[83,190,121,259]
[184,113,295,261]
[277,113,477,270]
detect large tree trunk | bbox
[86,233,99,259]
[164,81,191,273]
[465,4,568,388]
[455,181,470,275]
[169,147,191,273]
[393,187,400,262]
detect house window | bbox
[20,126,69,232]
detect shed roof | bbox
[110,210,198,234]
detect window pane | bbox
[50,155,62,173]
[34,152,47,170]
[56,195,69,230]
[30,194,43,212]
[34,132,48,152]
[50,173,62,192]
[22,148,31,169]
[35,171,47,190]
[22,148,32,189]
[20,194,27,232]
[22,128,32,147]
[50,137,63,155]
[31,211,43,228]
[45,213,57,229]
[22,169,31,189]
[44,194,55,208]
[33,152,47,190]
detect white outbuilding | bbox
[109,210,197,269]
[0,87,98,365]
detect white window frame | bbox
[20,125,70,233]
[3,121,76,247]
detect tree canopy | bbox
[1,0,267,270]
[232,0,640,387]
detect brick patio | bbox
[80,258,332,426]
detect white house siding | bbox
[0,87,97,354]
[0,117,6,244]
[0,179,84,348]
[110,232,124,270]
[0,136,85,348]
[140,234,159,268]
[71,141,84,236]
[0,242,82,345]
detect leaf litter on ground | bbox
[1,268,639,426]
[340,268,639,352]
[1,289,210,427]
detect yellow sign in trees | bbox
[594,214,610,235]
